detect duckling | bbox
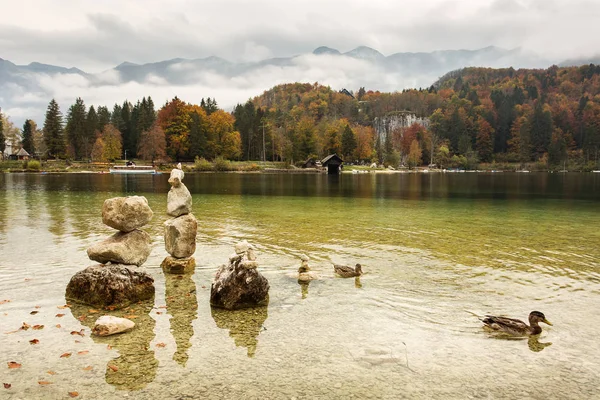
[333,263,363,278]
[482,311,552,336]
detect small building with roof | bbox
[321,154,344,174]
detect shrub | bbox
[214,156,234,171]
[240,163,260,171]
[194,157,213,171]
[26,160,41,171]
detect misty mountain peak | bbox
[344,46,385,60]
[313,46,341,55]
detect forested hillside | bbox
[2,64,600,170]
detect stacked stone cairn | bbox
[297,253,318,282]
[161,166,198,274]
[65,196,155,309]
[210,240,270,310]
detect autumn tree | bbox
[206,110,241,160]
[100,124,123,161]
[91,137,106,162]
[354,125,374,161]
[157,97,192,160]
[43,99,65,159]
[138,123,167,162]
[21,119,35,155]
[408,139,422,169]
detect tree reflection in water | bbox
[211,306,268,358]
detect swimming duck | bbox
[333,263,363,278]
[482,311,552,336]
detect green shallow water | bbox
[0,172,599,399]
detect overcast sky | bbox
[1,0,600,126]
[1,0,599,71]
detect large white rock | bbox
[102,196,153,232]
[87,229,152,266]
[167,183,192,217]
[168,168,185,187]
[164,214,197,258]
[93,315,135,336]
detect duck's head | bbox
[529,311,552,326]
[355,264,363,275]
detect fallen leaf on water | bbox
[108,364,118,372]
[35,305,41,309]
[29,339,39,345]
[201,285,206,289]
[106,345,112,350]
[20,322,31,331]
[74,340,82,343]
[4,329,19,334]
[0,300,10,305]
[156,311,162,315]
[24,278,31,281]
[32,325,44,330]
[123,315,138,319]
[155,343,166,348]
[77,351,89,355]
[158,305,167,309]
[68,392,79,398]
[57,305,70,309]
[7,362,21,369]
[30,311,39,315]
[38,381,52,385]
[82,366,93,371]
[60,353,72,358]
[56,314,65,318]
[3,383,11,389]
[77,316,86,322]
[70,329,85,337]
[56,324,61,328]
[47,371,57,375]
[88,309,98,314]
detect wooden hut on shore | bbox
[321,154,343,174]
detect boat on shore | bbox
[109,165,157,174]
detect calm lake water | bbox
[0,172,599,399]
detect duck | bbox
[333,263,363,278]
[482,311,552,336]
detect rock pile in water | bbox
[210,240,269,310]
[297,253,318,282]
[161,167,198,274]
[66,196,155,309]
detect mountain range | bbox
[0,45,597,125]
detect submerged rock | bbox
[87,229,152,266]
[210,242,269,310]
[164,214,197,258]
[102,196,153,232]
[161,256,196,274]
[66,264,155,309]
[93,315,135,336]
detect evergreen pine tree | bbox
[43,99,65,159]
[22,119,35,155]
[65,97,87,159]
[0,111,5,155]
[97,106,111,132]
[341,124,357,160]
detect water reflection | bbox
[298,280,310,299]
[528,336,553,352]
[211,306,268,357]
[355,276,363,288]
[165,272,198,366]
[69,300,158,391]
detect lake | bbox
[1,172,599,399]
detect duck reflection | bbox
[211,306,268,358]
[355,276,363,288]
[528,335,552,352]
[69,300,158,391]
[165,272,198,366]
